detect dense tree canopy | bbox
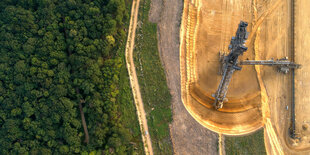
[0,0,135,154]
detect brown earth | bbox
[149,0,219,154]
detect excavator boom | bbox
[213,21,249,109]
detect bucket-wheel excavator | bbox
[213,21,301,110]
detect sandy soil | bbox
[149,0,219,154]
[261,0,310,154]
[180,0,265,135]
[180,0,310,154]
[293,0,310,150]
[125,0,153,154]
[260,0,310,154]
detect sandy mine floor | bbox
[258,0,310,154]
[180,0,310,154]
[294,0,310,151]
[180,0,264,135]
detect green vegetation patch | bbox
[133,0,173,154]
[0,0,143,154]
[225,129,266,155]
[117,37,144,155]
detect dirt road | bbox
[125,0,153,154]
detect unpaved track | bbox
[125,0,153,154]
[218,134,225,155]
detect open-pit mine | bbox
[180,0,310,154]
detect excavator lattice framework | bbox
[213,21,301,110]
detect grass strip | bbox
[133,0,173,154]
[225,129,266,155]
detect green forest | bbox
[0,0,143,154]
